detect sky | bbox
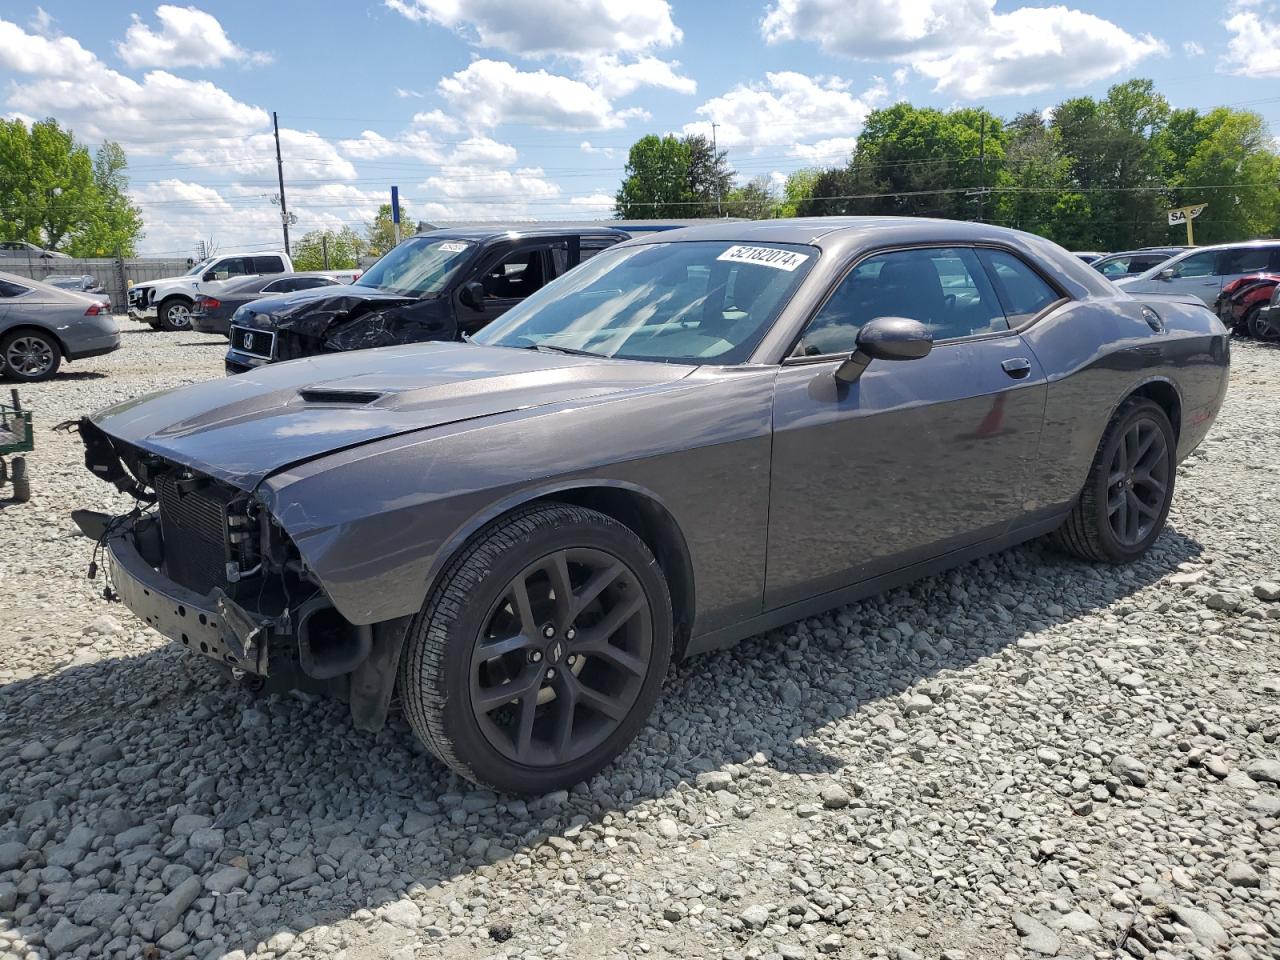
[0,0,1277,255]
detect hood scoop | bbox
[298,388,383,405]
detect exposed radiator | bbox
[155,474,237,595]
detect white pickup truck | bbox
[128,251,293,330]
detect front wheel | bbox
[1,330,61,382]
[399,503,673,794]
[1249,305,1280,341]
[157,297,192,331]
[1053,397,1176,564]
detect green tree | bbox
[614,134,694,219]
[292,227,365,270]
[995,112,1091,247]
[366,203,413,258]
[68,141,144,257]
[777,168,821,217]
[0,119,143,255]
[684,133,735,216]
[724,177,777,219]
[1157,107,1280,244]
[796,104,1002,220]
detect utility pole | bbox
[711,122,722,217]
[272,111,290,256]
[321,234,330,269]
[976,113,986,224]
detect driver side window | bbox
[796,247,1007,356]
[482,247,548,301]
[1169,251,1218,278]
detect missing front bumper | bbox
[101,522,280,675]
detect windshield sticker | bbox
[438,241,470,253]
[716,245,809,271]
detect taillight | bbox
[353,272,362,281]
[199,297,221,310]
[84,302,103,316]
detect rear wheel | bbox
[399,503,673,794]
[157,297,192,331]
[1,330,61,382]
[1054,398,1175,563]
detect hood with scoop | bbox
[90,341,693,490]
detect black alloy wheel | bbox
[1105,417,1171,547]
[469,547,653,767]
[400,503,673,794]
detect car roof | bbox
[411,225,629,242]
[1096,248,1182,259]
[0,269,95,301]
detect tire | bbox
[1,329,61,382]
[1053,397,1176,564]
[1248,305,1280,341]
[157,297,193,331]
[399,503,673,794]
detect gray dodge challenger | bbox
[74,218,1229,793]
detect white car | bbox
[1114,241,1280,307]
[128,251,293,330]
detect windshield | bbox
[473,240,816,364]
[356,237,474,296]
[184,257,214,277]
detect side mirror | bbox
[203,271,216,282]
[1157,268,1175,281]
[459,280,486,311]
[833,316,933,385]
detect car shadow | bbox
[0,528,1203,957]
[50,371,109,382]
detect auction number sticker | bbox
[438,241,470,253]
[716,245,809,271]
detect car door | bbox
[1150,249,1223,305]
[765,245,1051,610]
[455,242,553,335]
[252,255,286,276]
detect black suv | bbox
[225,226,626,373]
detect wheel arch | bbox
[1122,377,1182,441]
[422,480,697,660]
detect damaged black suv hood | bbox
[233,284,456,350]
[90,342,694,490]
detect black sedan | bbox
[74,218,1228,794]
[191,273,345,336]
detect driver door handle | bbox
[1002,357,1032,380]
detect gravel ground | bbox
[0,326,1278,960]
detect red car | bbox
[1216,273,1279,336]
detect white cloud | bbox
[28,7,54,35]
[761,0,1165,98]
[0,17,269,150]
[577,54,695,97]
[683,72,887,151]
[384,0,680,57]
[171,129,358,180]
[1183,40,1205,56]
[337,129,446,163]
[411,109,461,132]
[416,165,562,221]
[117,5,270,69]
[438,59,631,130]
[580,140,617,159]
[1222,9,1280,77]
[569,192,615,210]
[395,87,424,98]
[787,136,858,163]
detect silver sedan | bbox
[0,270,120,381]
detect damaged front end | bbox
[74,420,407,728]
[228,289,457,370]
